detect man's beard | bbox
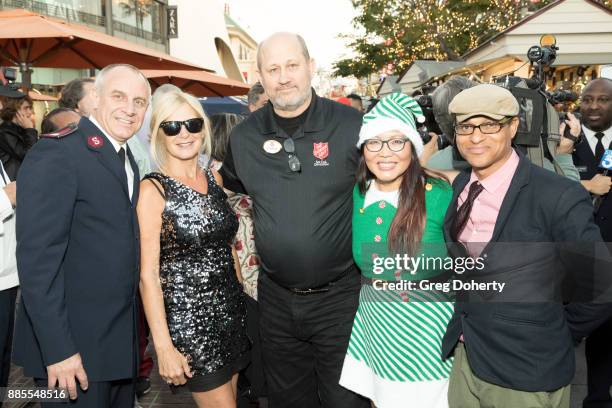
[270,88,311,112]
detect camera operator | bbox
[423,77,580,181]
[550,89,579,113]
[571,77,612,408]
[424,76,476,170]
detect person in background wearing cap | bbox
[0,88,37,181]
[441,84,612,408]
[339,93,455,408]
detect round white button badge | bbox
[263,140,282,154]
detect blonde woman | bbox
[137,90,249,407]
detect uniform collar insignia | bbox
[39,122,78,139]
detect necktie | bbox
[453,181,484,241]
[117,147,132,200]
[118,147,126,164]
[594,132,605,163]
[118,147,128,182]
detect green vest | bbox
[352,178,453,281]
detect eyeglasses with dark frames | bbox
[454,117,512,136]
[159,118,204,137]
[283,138,301,172]
[364,138,410,152]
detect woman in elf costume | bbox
[339,93,455,408]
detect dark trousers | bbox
[584,316,612,408]
[35,378,134,408]
[237,295,267,408]
[258,271,369,408]
[0,287,18,408]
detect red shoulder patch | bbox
[87,135,104,149]
[40,123,78,139]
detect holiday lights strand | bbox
[334,0,612,78]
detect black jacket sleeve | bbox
[0,124,38,160]
[554,182,612,341]
[220,130,247,195]
[16,139,78,366]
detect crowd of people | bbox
[0,30,611,408]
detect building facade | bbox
[224,5,257,84]
[0,0,172,87]
[0,0,169,49]
[168,0,243,82]
[1,0,248,88]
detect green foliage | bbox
[334,0,557,78]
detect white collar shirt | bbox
[582,125,612,157]
[89,116,135,200]
[0,161,17,290]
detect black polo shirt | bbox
[221,90,363,288]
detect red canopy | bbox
[28,90,57,101]
[0,9,208,88]
[142,70,250,97]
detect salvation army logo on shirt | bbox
[87,135,104,148]
[313,142,330,167]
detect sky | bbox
[223,0,359,71]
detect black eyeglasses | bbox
[283,138,301,172]
[454,118,512,136]
[160,118,204,136]
[364,138,410,152]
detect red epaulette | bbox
[40,123,78,139]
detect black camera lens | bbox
[527,45,543,63]
[419,128,431,144]
[416,95,433,108]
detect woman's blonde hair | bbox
[149,90,211,172]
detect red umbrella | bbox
[28,90,58,101]
[0,9,208,89]
[142,70,250,97]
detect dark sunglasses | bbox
[283,138,301,172]
[160,118,204,136]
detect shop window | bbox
[25,0,104,25]
[112,0,162,34]
[112,0,164,41]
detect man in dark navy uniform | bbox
[13,64,150,407]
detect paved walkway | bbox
[5,362,201,408]
[5,343,593,407]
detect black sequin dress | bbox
[144,169,250,392]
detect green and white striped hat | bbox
[358,92,425,155]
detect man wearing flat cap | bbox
[440,84,612,408]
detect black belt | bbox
[268,268,353,295]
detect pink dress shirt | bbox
[457,150,520,256]
[456,150,519,342]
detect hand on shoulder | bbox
[211,168,223,188]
